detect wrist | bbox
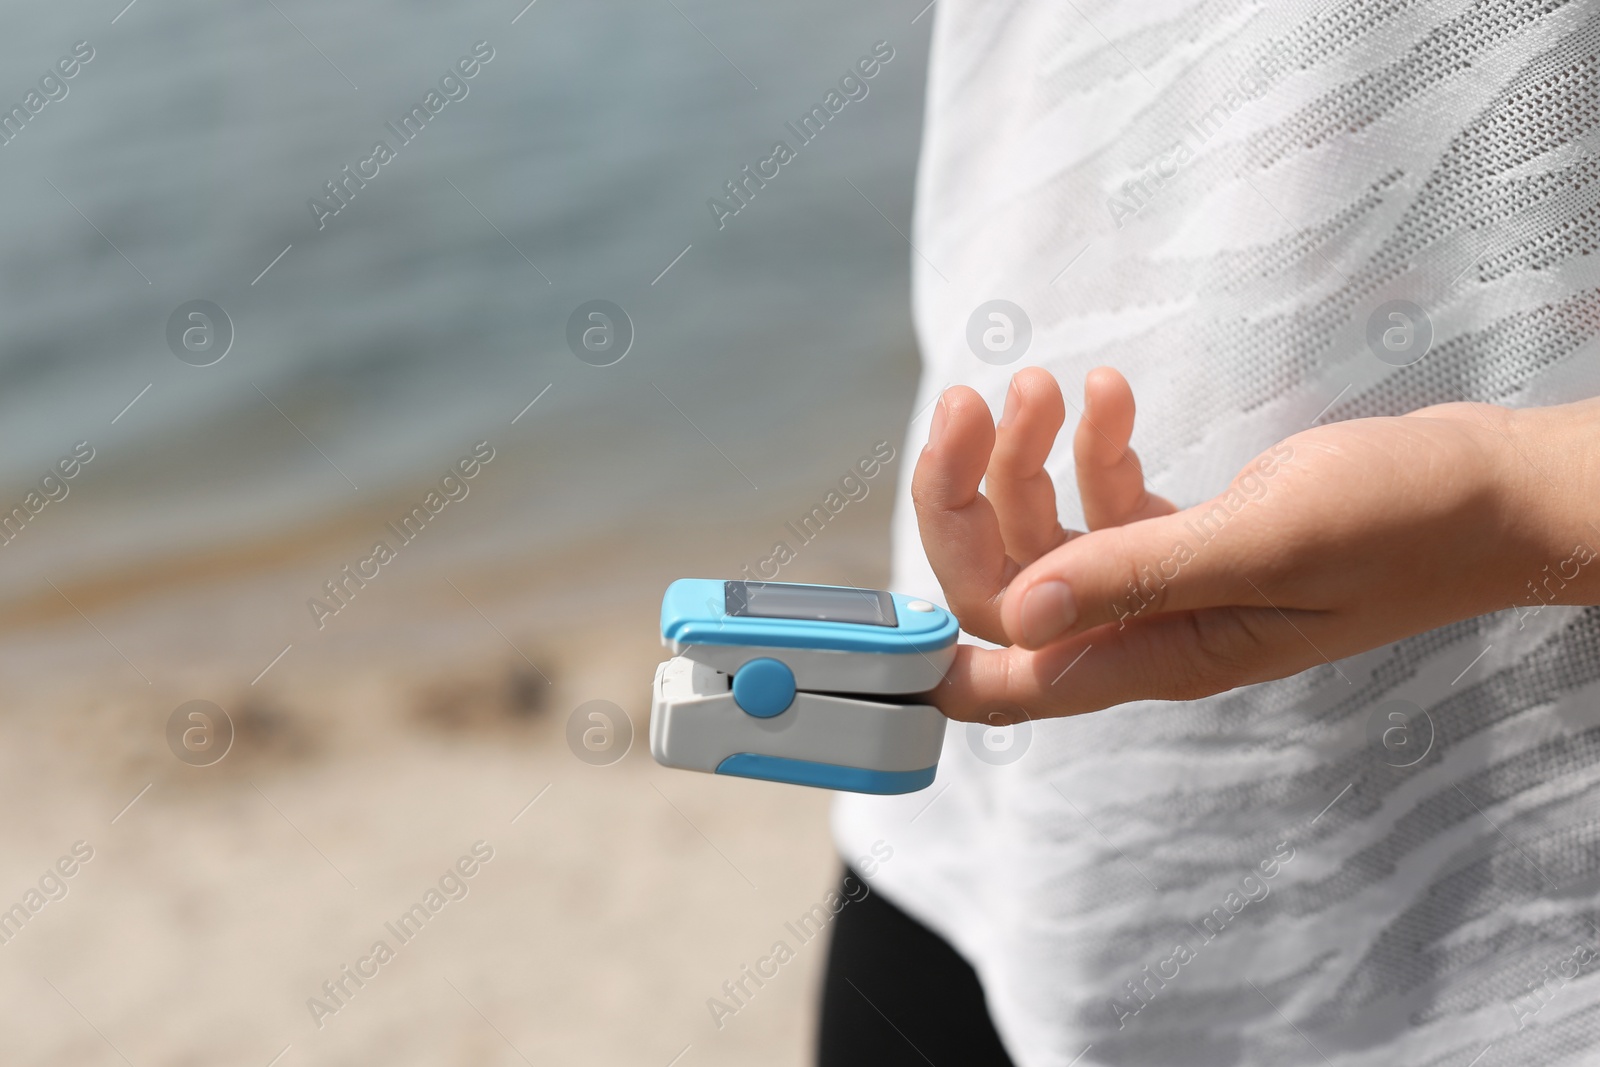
[1496,400,1600,610]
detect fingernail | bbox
[999,380,1020,428]
[1020,580,1077,647]
[929,393,949,447]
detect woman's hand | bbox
[913,367,1600,722]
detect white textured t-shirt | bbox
[833,2,1600,1064]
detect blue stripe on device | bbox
[715,753,937,794]
[661,578,958,654]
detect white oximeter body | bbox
[650,579,959,794]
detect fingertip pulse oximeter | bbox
[650,579,958,794]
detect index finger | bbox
[911,386,1016,645]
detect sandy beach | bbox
[0,461,903,1066]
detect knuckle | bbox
[946,598,980,632]
[1108,530,1171,622]
[909,476,945,514]
[1169,611,1271,699]
[949,602,1006,647]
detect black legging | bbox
[818,868,1016,1067]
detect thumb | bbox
[1000,494,1271,649]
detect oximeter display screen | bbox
[725,581,897,627]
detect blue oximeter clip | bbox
[650,579,958,794]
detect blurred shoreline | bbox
[0,452,904,817]
[0,2,931,1061]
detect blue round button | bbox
[731,658,796,718]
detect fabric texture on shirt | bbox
[832,2,1600,1064]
